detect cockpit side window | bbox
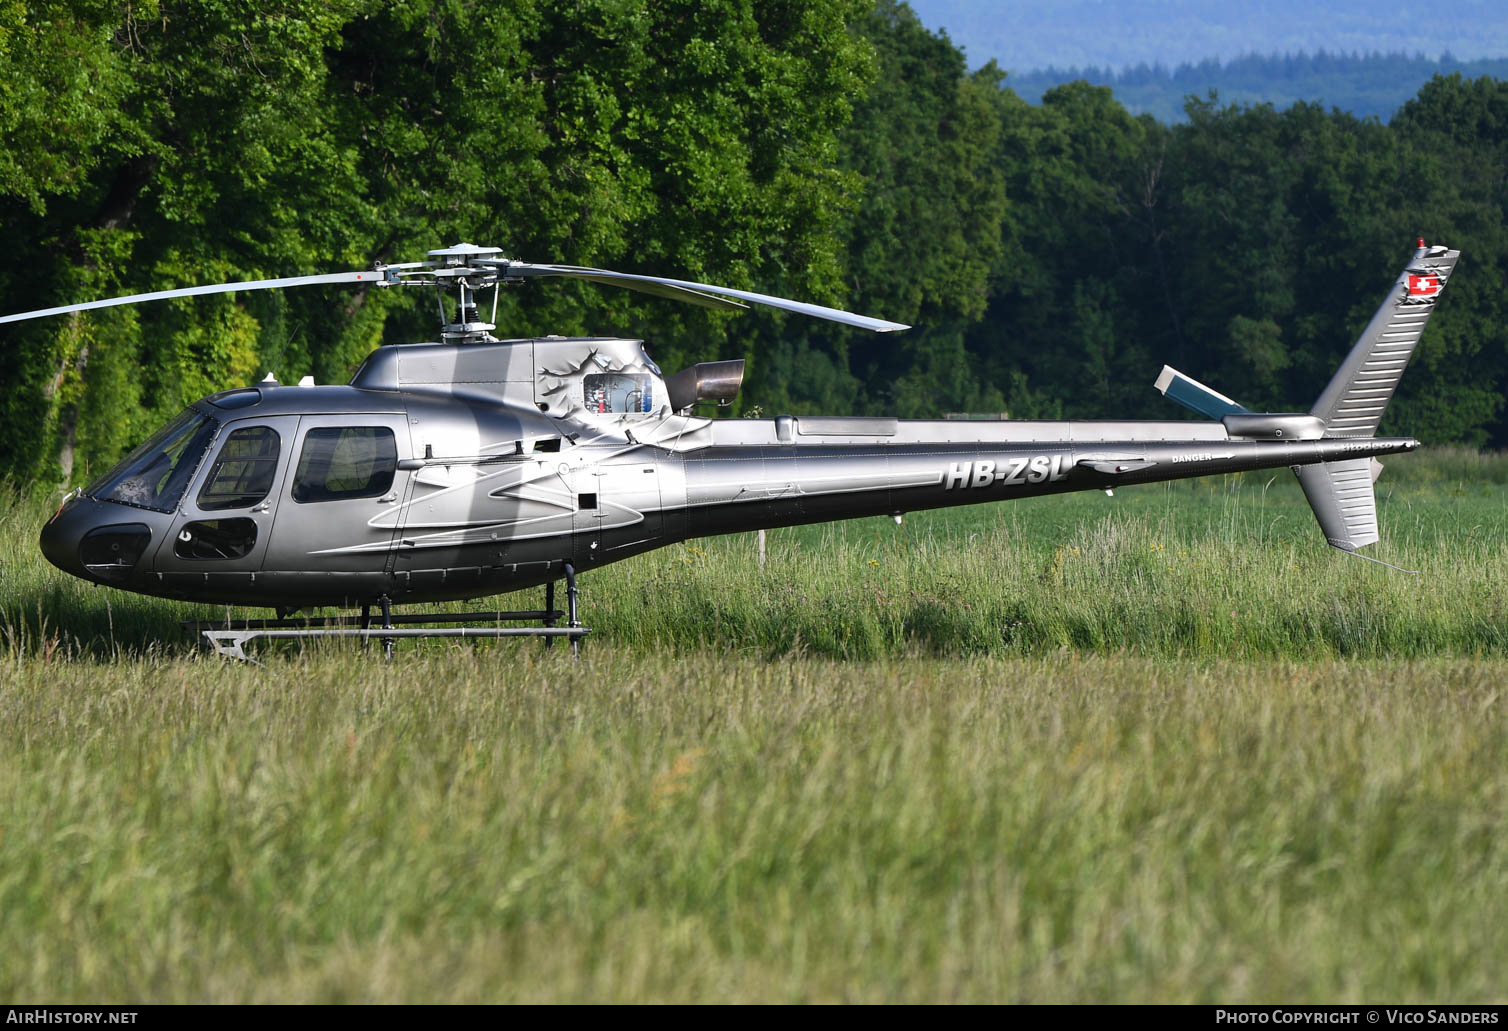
[197,426,282,510]
[291,427,397,503]
[583,373,653,414]
[88,410,217,513]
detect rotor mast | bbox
[427,243,504,344]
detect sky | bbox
[904,0,1508,73]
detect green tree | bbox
[965,80,1165,418]
[746,0,1011,417]
[0,1,365,482]
[1387,74,1508,445]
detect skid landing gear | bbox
[186,565,590,664]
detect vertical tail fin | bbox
[1295,239,1457,555]
[1310,240,1460,438]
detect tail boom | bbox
[673,435,1420,540]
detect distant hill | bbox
[1006,51,1508,123]
[906,0,1508,73]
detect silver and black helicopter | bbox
[3,239,1456,659]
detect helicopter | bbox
[4,239,1457,660]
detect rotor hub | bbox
[426,243,504,267]
[424,245,506,343]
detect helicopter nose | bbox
[38,496,84,575]
[40,496,159,585]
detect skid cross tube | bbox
[379,594,395,662]
[545,580,557,650]
[564,562,581,659]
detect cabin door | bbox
[263,415,415,575]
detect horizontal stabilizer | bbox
[1077,458,1159,475]
[1154,365,1249,419]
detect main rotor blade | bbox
[467,261,743,311]
[564,272,749,312]
[0,265,428,325]
[490,262,910,332]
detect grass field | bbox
[1,452,1505,1002]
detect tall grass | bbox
[6,450,1508,662]
[589,453,1508,660]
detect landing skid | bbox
[185,565,589,664]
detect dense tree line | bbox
[3,1,1508,487]
[1011,50,1508,124]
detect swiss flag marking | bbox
[1407,274,1441,297]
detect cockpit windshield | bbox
[86,409,217,512]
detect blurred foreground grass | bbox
[1,650,1503,1002]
